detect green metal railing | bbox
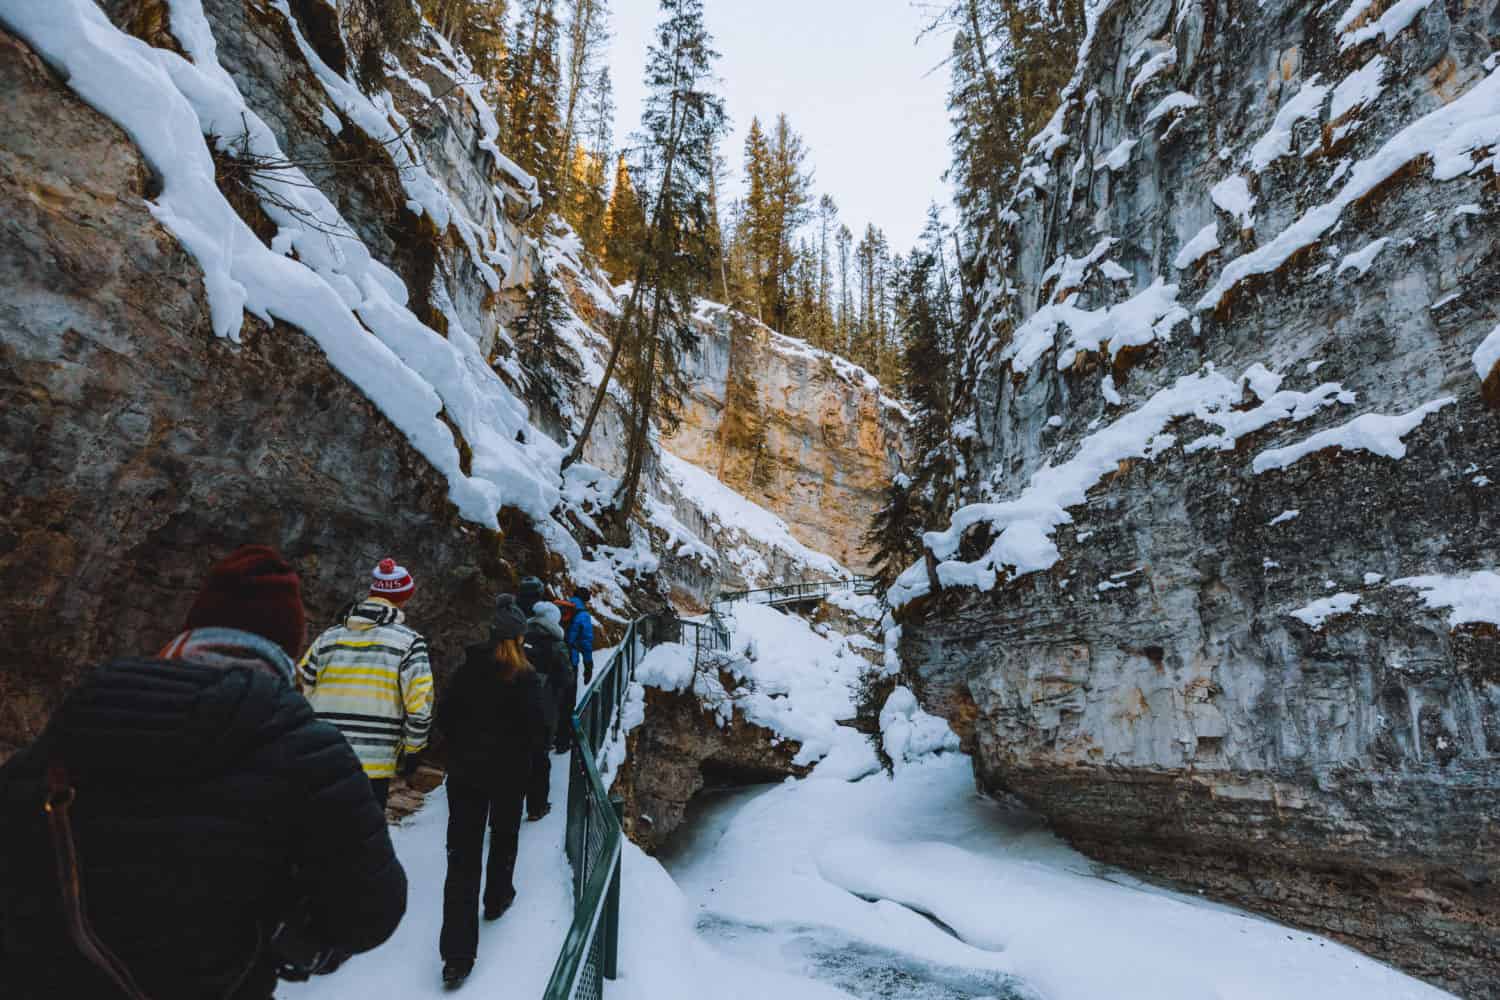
[714,576,877,609]
[542,610,730,999]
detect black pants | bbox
[370,777,390,811]
[524,746,550,816]
[439,778,525,962]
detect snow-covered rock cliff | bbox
[896,0,1500,991]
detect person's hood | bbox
[527,608,564,640]
[570,596,586,611]
[53,655,289,780]
[344,597,405,631]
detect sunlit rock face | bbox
[664,308,909,577]
[900,0,1500,991]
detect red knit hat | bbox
[370,558,415,604]
[184,545,307,659]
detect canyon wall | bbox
[898,0,1500,993]
[0,6,550,758]
[664,305,909,576]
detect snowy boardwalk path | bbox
[283,757,573,998]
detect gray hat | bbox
[492,594,527,641]
[517,576,546,610]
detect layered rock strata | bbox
[899,0,1500,992]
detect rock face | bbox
[665,306,908,575]
[0,27,521,757]
[900,0,1500,992]
[612,685,809,853]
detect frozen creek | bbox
[646,753,1452,1000]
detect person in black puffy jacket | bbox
[434,594,549,987]
[0,546,406,1000]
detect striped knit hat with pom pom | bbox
[369,558,415,604]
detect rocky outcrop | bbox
[900,0,1500,992]
[665,306,908,575]
[613,685,809,853]
[0,26,528,757]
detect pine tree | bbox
[556,0,611,199]
[422,1,508,85]
[505,0,566,204]
[761,115,812,333]
[865,473,927,591]
[926,0,1085,278]
[815,194,839,347]
[515,260,579,419]
[836,223,853,355]
[602,153,644,279]
[565,0,727,543]
[740,117,771,322]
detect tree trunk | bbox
[562,17,690,470]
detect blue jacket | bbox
[566,598,594,669]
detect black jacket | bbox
[0,658,406,1000]
[437,645,549,786]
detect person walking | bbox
[522,596,572,817]
[435,595,549,988]
[566,587,595,686]
[0,545,406,1000]
[299,558,433,809]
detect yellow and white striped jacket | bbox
[298,598,433,779]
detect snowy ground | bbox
[291,604,1453,1000]
[283,760,573,998]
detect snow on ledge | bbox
[1174,223,1222,269]
[1391,571,1500,627]
[1337,237,1391,278]
[1248,76,1329,173]
[1252,397,1455,474]
[1198,67,1500,312]
[1473,322,1500,384]
[1290,592,1362,629]
[891,367,1246,607]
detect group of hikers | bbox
[0,545,599,996]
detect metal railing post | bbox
[603,796,624,980]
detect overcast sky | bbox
[608,1,953,252]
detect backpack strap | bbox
[43,761,154,1000]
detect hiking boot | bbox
[483,890,516,921]
[442,959,473,988]
[527,803,551,822]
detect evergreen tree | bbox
[602,153,644,279]
[505,0,565,204]
[557,0,611,199]
[565,0,727,543]
[836,223,854,354]
[760,115,813,332]
[422,1,509,83]
[568,67,614,254]
[925,0,1085,315]
[815,194,839,347]
[865,473,927,591]
[740,117,772,322]
[515,260,579,419]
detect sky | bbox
[608,0,954,252]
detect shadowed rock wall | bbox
[901,0,1500,992]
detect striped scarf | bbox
[158,627,296,684]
